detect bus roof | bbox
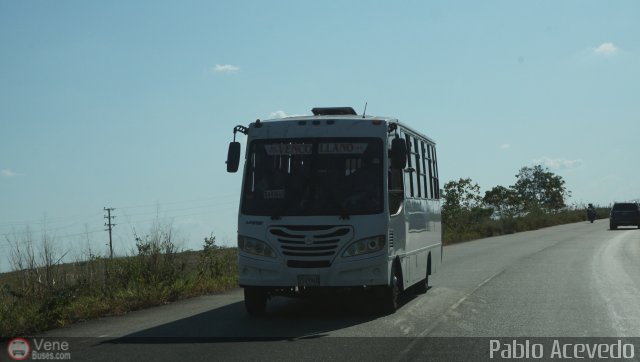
[255,113,435,144]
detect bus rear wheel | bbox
[415,273,428,294]
[415,256,430,294]
[244,287,267,317]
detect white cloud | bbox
[268,111,306,119]
[500,143,510,150]
[269,110,289,119]
[593,42,618,56]
[213,64,239,73]
[1,169,19,177]
[532,157,583,170]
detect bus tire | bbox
[415,277,427,294]
[415,256,430,294]
[244,287,267,316]
[380,267,401,314]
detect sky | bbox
[1,1,639,272]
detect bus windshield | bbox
[241,138,384,217]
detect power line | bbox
[0,211,103,228]
[0,195,239,247]
[114,195,235,210]
[116,203,222,218]
[1,228,105,241]
[0,195,236,230]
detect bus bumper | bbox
[238,254,390,288]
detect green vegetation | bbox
[443,165,608,244]
[0,224,237,337]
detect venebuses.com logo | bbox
[5,337,71,361]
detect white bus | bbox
[226,107,441,315]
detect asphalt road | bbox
[39,219,640,361]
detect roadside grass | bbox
[0,229,237,337]
[444,207,610,244]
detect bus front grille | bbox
[268,225,353,265]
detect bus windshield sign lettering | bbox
[319,143,368,154]
[264,143,312,155]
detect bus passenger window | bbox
[414,138,421,198]
[421,141,431,199]
[388,168,404,215]
[404,134,414,197]
[432,145,440,199]
[388,136,404,215]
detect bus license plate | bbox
[297,275,320,286]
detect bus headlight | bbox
[343,235,386,257]
[238,236,276,258]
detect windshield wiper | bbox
[339,206,350,220]
[270,198,291,220]
[271,204,285,220]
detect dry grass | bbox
[1,228,237,337]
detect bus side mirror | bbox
[391,138,407,169]
[226,142,241,173]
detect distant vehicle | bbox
[587,203,596,223]
[226,106,442,315]
[609,202,640,230]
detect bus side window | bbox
[414,138,422,198]
[421,141,431,199]
[388,134,404,214]
[432,145,440,199]
[426,144,435,199]
[427,144,440,199]
[404,133,414,198]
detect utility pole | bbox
[104,207,116,259]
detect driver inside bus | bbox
[342,156,381,213]
[253,151,286,200]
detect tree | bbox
[443,178,483,212]
[483,185,520,217]
[512,165,570,212]
[442,178,489,232]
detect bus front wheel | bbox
[380,268,401,314]
[244,287,267,316]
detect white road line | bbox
[591,230,640,337]
[394,269,505,361]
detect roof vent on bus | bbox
[311,107,357,116]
